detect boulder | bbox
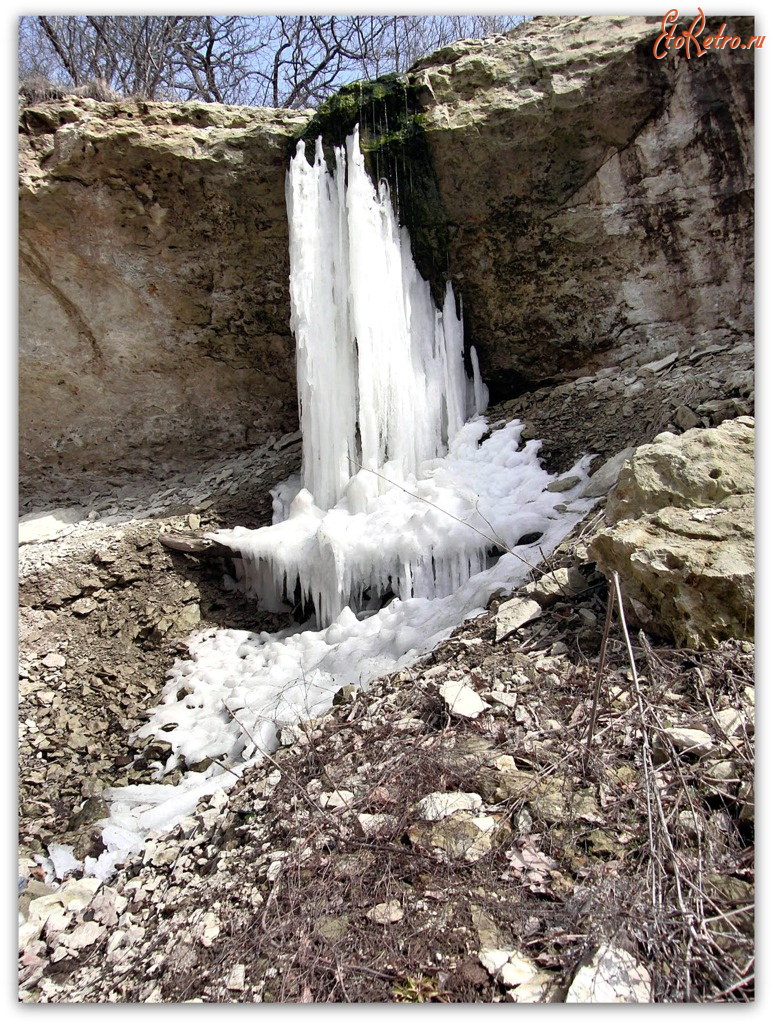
[607,418,754,520]
[415,15,753,398]
[588,419,754,647]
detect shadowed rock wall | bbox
[19,100,307,488]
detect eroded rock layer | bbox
[588,417,755,648]
[19,101,307,489]
[414,15,754,397]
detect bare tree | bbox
[19,15,526,107]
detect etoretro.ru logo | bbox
[653,8,765,59]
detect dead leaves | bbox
[501,840,572,897]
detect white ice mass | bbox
[85,127,595,878]
[287,128,486,513]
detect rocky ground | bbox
[17,350,755,1003]
[19,430,302,865]
[495,337,753,476]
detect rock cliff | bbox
[19,101,307,492]
[19,15,754,496]
[413,15,754,397]
[17,16,756,1000]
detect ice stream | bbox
[82,128,595,880]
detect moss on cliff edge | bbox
[291,75,449,306]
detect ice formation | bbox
[286,126,486,512]
[84,127,597,878]
[138,426,593,773]
[216,127,493,628]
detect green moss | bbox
[290,74,450,305]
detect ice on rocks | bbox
[47,843,80,881]
[19,507,84,545]
[85,127,594,878]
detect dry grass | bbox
[28,570,752,1004]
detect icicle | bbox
[217,126,503,628]
[470,346,488,416]
[287,125,485,513]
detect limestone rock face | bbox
[18,17,754,493]
[607,417,755,521]
[414,15,754,398]
[19,99,308,486]
[588,418,754,647]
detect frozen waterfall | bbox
[86,127,596,878]
[287,127,486,511]
[215,127,505,627]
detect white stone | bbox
[27,878,101,923]
[42,652,66,669]
[501,955,538,988]
[479,948,512,975]
[479,948,539,988]
[198,911,221,947]
[416,791,483,821]
[62,920,105,950]
[566,945,652,1003]
[507,970,557,1002]
[714,707,744,738]
[19,508,84,545]
[106,930,126,956]
[366,900,403,925]
[489,690,519,709]
[464,816,498,862]
[524,567,585,605]
[44,910,71,942]
[494,597,542,642]
[440,679,489,718]
[266,860,284,883]
[18,921,42,951]
[226,964,246,991]
[581,448,634,498]
[357,813,398,837]
[662,727,714,757]
[320,789,355,810]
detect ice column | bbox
[286,126,487,511]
